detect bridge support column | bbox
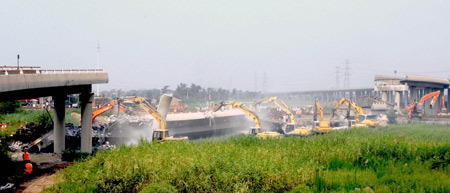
[437,89,444,114]
[53,95,66,154]
[446,88,449,113]
[410,87,417,103]
[395,91,400,111]
[381,91,387,102]
[80,92,94,153]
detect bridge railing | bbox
[0,66,105,75]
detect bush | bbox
[0,100,21,114]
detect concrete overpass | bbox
[375,75,449,115]
[265,87,378,103]
[0,66,108,153]
[266,74,449,115]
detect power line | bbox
[96,41,100,96]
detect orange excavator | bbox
[405,90,441,123]
[92,100,127,123]
[440,96,446,114]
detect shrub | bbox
[0,100,21,114]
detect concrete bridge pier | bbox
[410,87,417,103]
[447,89,450,112]
[80,92,94,153]
[381,91,387,102]
[53,94,66,154]
[395,91,400,111]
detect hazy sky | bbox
[1,0,450,92]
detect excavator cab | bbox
[249,127,280,138]
[152,129,169,141]
[282,123,295,134]
[360,115,379,127]
[313,121,332,133]
[249,127,263,135]
[348,120,367,128]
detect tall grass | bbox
[46,124,450,192]
[0,109,81,137]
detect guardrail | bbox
[0,67,105,75]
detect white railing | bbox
[0,66,105,75]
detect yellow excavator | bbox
[333,98,378,128]
[121,96,188,142]
[313,99,332,133]
[213,101,280,138]
[254,97,311,136]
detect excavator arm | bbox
[253,97,296,124]
[314,99,324,121]
[313,98,332,133]
[252,97,278,109]
[331,97,349,120]
[92,106,113,123]
[92,100,114,123]
[122,96,167,132]
[346,99,379,127]
[273,100,296,124]
[215,101,262,128]
[419,90,441,108]
[92,100,128,123]
[347,100,362,124]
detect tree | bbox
[174,83,188,100]
[0,100,21,114]
[161,85,170,95]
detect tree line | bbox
[102,83,261,103]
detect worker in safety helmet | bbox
[25,163,33,174]
[23,149,30,163]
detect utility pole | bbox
[17,55,20,70]
[344,60,350,88]
[96,41,100,97]
[335,66,340,89]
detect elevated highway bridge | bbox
[0,66,108,153]
[265,75,449,115]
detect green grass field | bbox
[0,109,80,137]
[46,124,449,192]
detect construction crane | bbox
[313,99,332,133]
[253,97,311,136]
[92,100,127,124]
[121,96,187,142]
[213,101,280,138]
